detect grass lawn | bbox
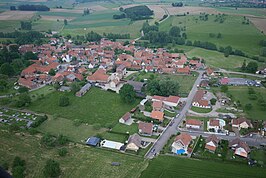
[164,110,176,117]
[0,129,147,178]
[191,106,212,113]
[134,72,198,96]
[29,85,56,101]
[250,149,266,166]
[37,117,106,143]
[111,123,138,135]
[186,116,210,131]
[27,87,140,127]
[186,48,262,70]
[227,86,266,120]
[140,155,266,178]
[160,15,266,56]
[32,19,64,32]
[101,131,129,143]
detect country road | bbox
[218,68,265,78]
[145,70,204,159]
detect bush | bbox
[12,157,26,178]
[93,123,101,130]
[58,95,69,107]
[245,103,253,111]
[41,134,56,147]
[31,115,47,128]
[210,98,217,105]
[57,135,69,145]
[58,148,67,157]
[1,162,9,170]
[43,159,61,178]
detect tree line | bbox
[10,4,50,11]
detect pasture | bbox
[160,15,266,56]
[0,129,147,178]
[227,86,266,120]
[140,155,266,178]
[27,87,140,127]
[186,48,261,70]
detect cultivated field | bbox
[0,11,35,20]
[160,15,266,56]
[215,7,266,17]
[0,129,147,178]
[249,17,266,34]
[140,156,266,178]
[27,87,140,127]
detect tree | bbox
[245,103,253,111]
[169,26,180,37]
[241,59,246,72]
[224,46,232,57]
[41,133,56,147]
[12,156,26,178]
[0,63,15,76]
[70,82,80,93]
[246,61,258,73]
[20,21,32,30]
[145,79,180,96]
[119,84,136,103]
[58,148,67,157]
[48,68,56,76]
[43,159,61,178]
[221,85,228,93]
[23,51,38,60]
[210,98,217,105]
[16,93,31,107]
[18,86,29,93]
[64,19,68,25]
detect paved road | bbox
[183,130,266,147]
[218,69,265,78]
[145,71,204,158]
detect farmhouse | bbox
[205,135,219,152]
[192,90,211,108]
[138,122,153,136]
[229,138,250,158]
[171,133,192,155]
[126,133,142,152]
[152,95,180,107]
[87,69,110,83]
[150,111,164,122]
[119,112,132,125]
[186,119,202,129]
[231,118,252,130]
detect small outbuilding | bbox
[86,137,101,146]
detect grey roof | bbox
[126,80,145,92]
[86,137,101,146]
[66,74,76,80]
[59,86,71,91]
[79,83,91,93]
[128,133,142,147]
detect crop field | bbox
[227,86,266,120]
[0,129,147,178]
[27,87,140,127]
[249,17,266,34]
[160,15,266,56]
[215,7,266,17]
[0,11,35,20]
[186,48,262,70]
[140,156,266,178]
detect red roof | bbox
[174,133,192,146]
[186,119,202,126]
[209,119,220,127]
[138,122,153,135]
[87,69,109,82]
[176,66,190,74]
[152,95,180,104]
[150,111,164,121]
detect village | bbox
[1,36,266,168]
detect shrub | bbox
[58,148,67,157]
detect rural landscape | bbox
[0,0,266,177]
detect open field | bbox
[215,7,266,17]
[32,19,64,32]
[0,129,147,178]
[27,87,140,127]
[186,48,262,70]
[37,117,107,143]
[0,11,35,20]
[249,17,266,34]
[166,5,219,15]
[0,20,20,32]
[140,155,266,178]
[227,86,266,120]
[160,15,266,56]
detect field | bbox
[249,17,266,34]
[27,87,140,127]
[160,15,266,56]
[0,129,147,178]
[37,117,107,143]
[186,48,261,70]
[215,7,266,17]
[227,86,266,120]
[140,155,266,178]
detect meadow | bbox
[0,129,147,178]
[160,15,266,56]
[27,87,140,127]
[140,155,266,178]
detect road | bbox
[218,68,265,78]
[145,70,204,158]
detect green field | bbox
[38,117,106,143]
[32,19,64,32]
[27,87,140,127]
[160,15,266,56]
[0,129,147,178]
[186,48,262,70]
[140,156,266,178]
[227,86,266,120]
[0,20,20,32]
[215,7,266,17]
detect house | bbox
[206,67,214,76]
[76,83,91,97]
[192,90,211,109]
[231,118,252,130]
[119,112,131,125]
[186,119,202,129]
[152,95,180,108]
[171,133,192,154]
[138,122,153,136]
[200,80,209,88]
[126,80,145,97]
[229,138,250,158]
[58,86,71,92]
[176,66,190,74]
[205,135,219,152]
[116,64,127,77]
[126,133,142,152]
[18,78,38,89]
[207,119,224,132]
[87,69,110,83]
[150,111,164,122]
[152,101,163,111]
[86,137,101,146]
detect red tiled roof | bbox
[150,111,164,121]
[186,119,202,126]
[209,119,219,127]
[87,69,109,82]
[152,95,180,104]
[174,133,192,146]
[138,122,153,135]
